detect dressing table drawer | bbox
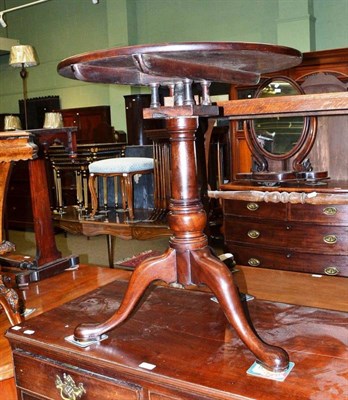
[290,204,348,224]
[14,351,142,400]
[224,217,348,253]
[224,200,287,219]
[226,243,348,277]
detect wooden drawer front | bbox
[149,391,221,400]
[290,203,348,224]
[21,393,42,400]
[224,217,348,253]
[223,200,287,219]
[14,352,142,400]
[226,243,348,277]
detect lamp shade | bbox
[4,115,22,130]
[9,45,39,68]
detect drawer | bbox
[14,351,142,400]
[223,200,287,219]
[224,217,348,253]
[290,203,348,224]
[226,243,348,277]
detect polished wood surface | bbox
[6,280,348,400]
[0,129,79,283]
[220,180,348,283]
[0,132,38,331]
[53,206,171,240]
[57,42,306,372]
[0,132,37,245]
[58,42,302,85]
[234,265,348,312]
[219,91,348,119]
[0,264,131,382]
[228,48,348,180]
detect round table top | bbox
[57,42,302,87]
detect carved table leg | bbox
[74,248,177,341]
[191,248,289,371]
[0,275,22,326]
[0,162,16,254]
[28,158,62,265]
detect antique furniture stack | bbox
[216,48,348,308]
[2,43,348,399]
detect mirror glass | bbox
[252,79,305,157]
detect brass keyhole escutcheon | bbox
[323,206,337,216]
[248,258,260,266]
[247,230,260,239]
[323,234,337,244]
[55,373,86,400]
[247,202,259,211]
[324,266,340,276]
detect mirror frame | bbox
[248,76,310,164]
[237,76,329,185]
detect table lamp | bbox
[9,45,39,129]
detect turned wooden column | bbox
[166,117,208,283]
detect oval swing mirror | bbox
[250,77,308,159]
[237,76,329,185]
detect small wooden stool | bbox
[88,157,154,219]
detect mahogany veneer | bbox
[0,264,131,400]
[6,279,348,400]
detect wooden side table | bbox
[0,128,80,283]
[57,42,306,372]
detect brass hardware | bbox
[323,234,337,244]
[55,373,86,400]
[247,230,260,239]
[248,258,260,266]
[324,266,340,276]
[323,206,337,216]
[247,202,259,211]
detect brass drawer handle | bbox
[324,266,340,276]
[323,206,337,216]
[247,202,259,211]
[323,234,337,244]
[248,258,260,266]
[55,373,86,400]
[247,230,260,239]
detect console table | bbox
[0,128,79,282]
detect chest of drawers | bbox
[6,280,347,400]
[222,183,348,277]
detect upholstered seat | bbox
[88,157,154,219]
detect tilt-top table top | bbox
[57,42,302,86]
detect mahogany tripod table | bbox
[58,42,303,372]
